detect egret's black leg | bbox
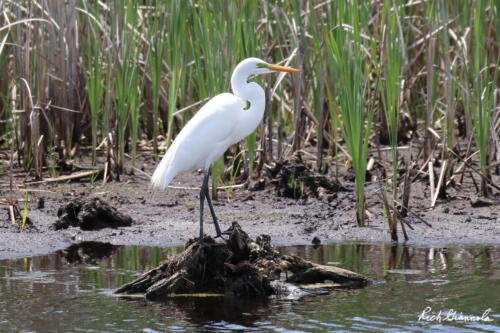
[204,188,222,238]
[199,172,208,244]
[203,170,223,238]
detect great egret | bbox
[151,57,299,243]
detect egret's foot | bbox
[195,237,216,249]
[222,221,242,235]
[196,237,208,247]
[194,239,208,255]
[214,232,229,241]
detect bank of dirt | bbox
[1,155,499,260]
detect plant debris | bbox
[54,197,133,230]
[265,154,346,200]
[115,223,371,300]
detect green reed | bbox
[114,0,141,172]
[325,0,377,226]
[379,0,404,201]
[462,0,498,196]
[164,0,186,149]
[83,1,103,166]
[147,0,167,161]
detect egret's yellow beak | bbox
[268,64,300,73]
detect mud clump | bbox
[54,197,133,230]
[115,223,371,300]
[265,154,345,200]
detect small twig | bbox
[383,188,398,242]
[132,167,151,179]
[40,102,81,113]
[428,161,435,203]
[458,134,475,184]
[96,135,108,150]
[103,161,109,186]
[448,150,479,186]
[374,190,417,232]
[401,161,415,217]
[368,145,411,153]
[447,148,500,192]
[399,217,409,241]
[18,188,55,194]
[24,170,102,185]
[9,205,15,225]
[431,160,447,207]
[167,184,245,191]
[172,97,211,117]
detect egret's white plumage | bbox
[150,93,246,189]
[150,57,299,241]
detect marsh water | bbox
[0,242,499,332]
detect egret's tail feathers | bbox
[150,151,176,190]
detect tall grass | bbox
[83,1,103,167]
[379,0,404,199]
[147,0,167,161]
[376,0,405,238]
[438,0,458,197]
[113,0,141,172]
[164,1,186,149]
[423,1,438,162]
[463,0,498,196]
[325,1,378,226]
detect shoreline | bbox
[1,170,499,260]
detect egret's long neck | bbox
[231,68,266,138]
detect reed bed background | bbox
[1,0,499,238]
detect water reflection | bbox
[123,296,272,330]
[0,243,499,332]
[60,241,120,264]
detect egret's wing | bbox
[173,93,245,169]
[151,93,244,190]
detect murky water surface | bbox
[1,242,499,332]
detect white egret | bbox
[151,57,299,243]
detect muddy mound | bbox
[115,223,371,300]
[54,197,133,230]
[265,154,345,199]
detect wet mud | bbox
[0,154,499,260]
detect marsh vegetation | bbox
[1,0,499,239]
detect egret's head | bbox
[235,57,300,77]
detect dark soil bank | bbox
[1,161,499,260]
